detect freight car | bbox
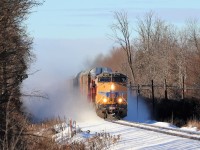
[73,67,128,119]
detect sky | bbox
[26,0,200,77]
[28,0,200,39]
[23,0,200,120]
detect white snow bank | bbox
[147,120,178,128]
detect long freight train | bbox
[73,67,128,119]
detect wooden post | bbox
[151,80,155,119]
[171,111,174,124]
[136,84,140,121]
[182,76,185,100]
[164,79,168,100]
[137,84,140,95]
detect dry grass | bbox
[26,119,63,149]
[26,118,121,149]
[27,119,63,138]
[84,131,121,149]
[186,119,200,130]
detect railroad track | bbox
[106,119,200,141]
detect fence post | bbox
[164,79,168,100]
[151,80,155,119]
[137,84,140,121]
[182,76,185,100]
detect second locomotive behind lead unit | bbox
[74,67,128,119]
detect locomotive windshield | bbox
[98,73,127,83]
[98,77,111,82]
[112,76,127,83]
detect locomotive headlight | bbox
[111,84,115,91]
[118,98,123,103]
[103,98,107,103]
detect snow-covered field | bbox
[53,118,200,150]
[75,119,200,150]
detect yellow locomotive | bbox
[73,67,128,119]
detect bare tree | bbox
[111,11,135,83]
[0,0,41,149]
[186,19,200,54]
[183,19,200,96]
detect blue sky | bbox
[24,0,200,89]
[28,0,200,39]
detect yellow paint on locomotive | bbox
[95,82,127,105]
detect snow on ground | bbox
[149,121,200,133]
[181,126,199,132]
[53,118,200,150]
[77,119,200,150]
[146,121,178,128]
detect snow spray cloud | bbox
[124,90,153,122]
[22,75,101,123]
[21,38,112,123]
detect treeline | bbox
[0,0,40,149]
[92,12,200,99]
